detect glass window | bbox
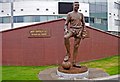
[58,2,73,14]
[58,15,66,19]
[59,0,73,1]
[0,17,2,23]
[85,17,89,23]
[89,0,96,3]
[13,15,58,23]
[102,19,107,25]
[33,16,40,22]
[101,5,107,13]
[47,16,57,21]
[24,16,32,22]
[13,16,17,23]
[83,0,89,3]
[2,17,10,23]
[95,0,106,5]
[101,2,107,6]
[90,17,94,23]
[16,16,24,23]
[79,0,84,3]
[23,16,40,22]
[47,16,55,21]
[96,2,102,5]
[95,18,102,24]
[89,4,96,13]
[40,16,47,22]
[95,5,102,13]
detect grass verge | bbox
[2,55,119,80]
[81,55,119,75]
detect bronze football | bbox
[61,61,72,70]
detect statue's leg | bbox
[64,31,73,61]
[72,38,81,67]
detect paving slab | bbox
[38,67,110,80]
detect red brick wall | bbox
[1,19,119,66]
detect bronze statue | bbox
[63,2,86,68]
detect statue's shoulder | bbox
[78,12,84,18]
[67,11,73,15]
[80,13,84,17]
[78,12,83,15]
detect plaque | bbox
[28,29,51,38]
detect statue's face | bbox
[73,3,79,11]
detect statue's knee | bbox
[74,44,79,49]
[64,35,69,40]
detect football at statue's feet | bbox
[61,61,72,70]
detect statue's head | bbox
[73,2,79,12]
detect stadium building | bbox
[0,0,120,35]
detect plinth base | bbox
[38,67,109,80]
[57,66,88,79]
[58,66,88,74]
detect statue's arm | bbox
[77,13,86,38]
[64,13,70,33]
[81,13,85,33]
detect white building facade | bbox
[108,0,120,32]
[0,0,120,33]
[0,0,89,31]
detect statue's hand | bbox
[81,29,88,39]
[64,25,68,35]
[64,29,69,35]
[77,31,82,38]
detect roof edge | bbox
[1,18,65,33]
[86,26,120,38]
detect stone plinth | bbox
[38,67,109,80]
[57,66,88,79]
